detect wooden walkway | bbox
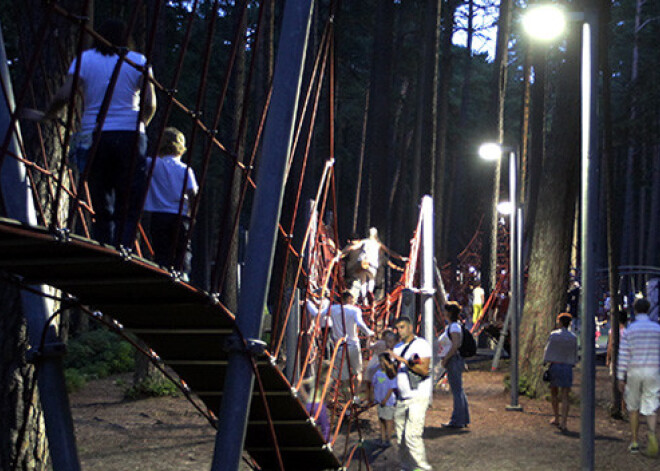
[0,217,340,470]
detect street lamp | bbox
[522,3,600,469]
[479,143,523,412]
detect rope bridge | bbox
[0,1,512,469]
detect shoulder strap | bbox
[400,337,416,358]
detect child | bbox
[144,127,198,278]
[372,353,397,448]
[300,362,331,442]
[363,330,397,403]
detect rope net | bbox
[0,2,515,468]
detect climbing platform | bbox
[0,217,340,470]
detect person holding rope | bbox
[143,127,198,278]
[306,290,374,403]
[388,316,432,471]
[25,18,156,247]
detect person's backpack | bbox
[458,324,477,358]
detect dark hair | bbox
[395,317,412,326]
[94,19,135,55]
[617,309,627,325]
[341,290,354,303]
[558,315,571,328]
[445,301,461,322]
[633,297,650,314]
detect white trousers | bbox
[394,395,432,471]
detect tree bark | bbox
[484,0,512,293]
[599,0,624,417]
[365,0,393,239]
[519,24,581,397]
[0,283,49,470]
[435,0,458,262]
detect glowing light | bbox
[497,201,513,215]
[522,5,567,41]
[478,142,502,161]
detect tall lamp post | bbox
[479,143,523,412]
[523,3,600,469]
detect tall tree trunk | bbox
[523,44,547,262]
[519,24,581,396]
[484,0,512,293]
[621,0,643,268]
[365,0,393,240]
[0,285,49,470]
[600,0,624,418]
[646,144,660,266]
[220,1,248,313]
[436,0,458,262]
[0,0,85,466]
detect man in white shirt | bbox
[617,298,660,456]
[389,317,432,471]
[307,291,374,398]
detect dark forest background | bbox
[0,1,659,468]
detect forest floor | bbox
[69,358,659,471]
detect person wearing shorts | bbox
[617,297,660,456]
[372,354,397,447]
[543,312,578,433]
[307,291,374,401]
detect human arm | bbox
[389,344,431,377]
[141,68,157,126]
[21,74,77,122]
[441,327,461,368]
[616,330,630,383]
[354,308,374,338]
[381,387,395,407]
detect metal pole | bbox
[506,151,522,411]
[420,195,435,403]
[285,288,300,385]
[211,1,313,469]
[0,22,81,471]
[580,3,599,469]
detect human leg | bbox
[404,396,432,470]
[148,212,178,267]
[550,386,560,425]
[560,387,570,430]
[646,413,658,457]
[394,401,414,470]
[639,371,660,456]
[446,355,469,426]
[379,417,387,442]
[109,131,147,247]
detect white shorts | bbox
[624,367,660,416]
[333,344,362,381]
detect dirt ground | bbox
[69,360,659,471]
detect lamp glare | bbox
[522,5,566,41]
[479,143,502,161]
[497,201,513,215]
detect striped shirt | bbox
[617,314,660,380]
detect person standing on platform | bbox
[617,297,660,456]
[388,317,432,471]
[27,19,157,247]
[306,291,374,400]
[144,127,198,278]
[471,282,485,326]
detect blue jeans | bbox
[78,131,147,247]
[446,354,470,427]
